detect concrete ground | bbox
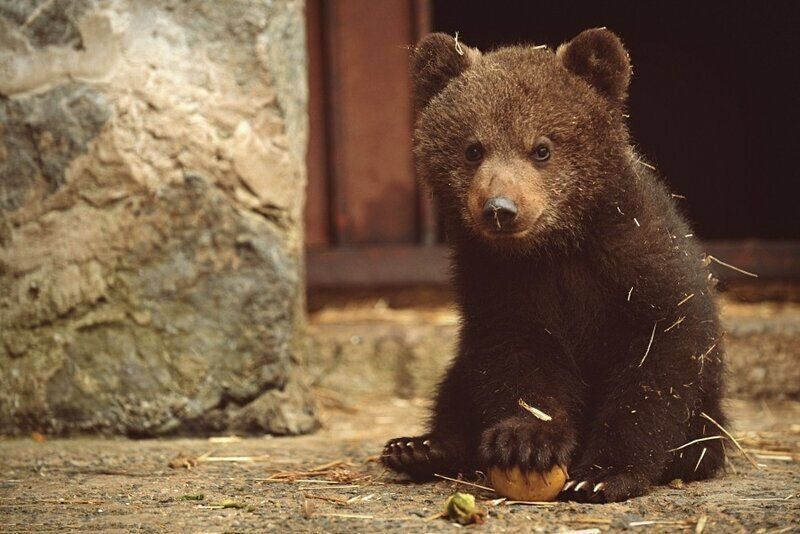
[1,287,798,532]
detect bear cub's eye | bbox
[464,142,484,163]
[532,143,551,162]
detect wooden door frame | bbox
[305,0,433,249]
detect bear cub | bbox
[381,29,727,503]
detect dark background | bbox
[433,0,799,239]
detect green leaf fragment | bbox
[443,492,486,525]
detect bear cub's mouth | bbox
[478,226,532,241]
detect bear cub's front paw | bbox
[560,464,650,503]
[380,435,450,480]
[479,416,576,472]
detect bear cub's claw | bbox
[479,416,576,473]
[380,435,448,480]
[559,464,649,503]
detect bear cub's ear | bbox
[412,33,481,114]
[557,28,632,105]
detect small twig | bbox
[638,322,658,367]
[746,448,798,458]
[633,217,641,227]
[568,517,612,525]
[752,454,794,462]
[199,455,270,463]
[668,435,725,452]
[700,412,760,469]
[706,255,758,278]
[627,286,634,302]
[492,205,501,229]
[346,494,376,504]
[304,493,349,505]
[424,511,445,522]
[518,399,552,421]
[434,473,495,493]
[759,527,795,534]
[697,343,717,375]
[504,500,559,506]
[309,460,348,472]
[0,499,105,506]
[299,485,360,491]
[694,447,708,472]
[722,442,738,475]
[739,494,795,501]
[314,513,373,519]
[677,293,695,306]
[453,32,464,55]
[208,436,242,444]
[664,316,686,332]
[695,515,709,534]
[22,0,55,27]
[629,520,692,527]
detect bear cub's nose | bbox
[482,197,518,230]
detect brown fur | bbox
[381,29,726,503]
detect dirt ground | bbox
[1,395,797,533]
[3,285,799,532]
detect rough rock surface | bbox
[0,0,317,436]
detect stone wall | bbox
[0,0,317,436]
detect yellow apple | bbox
[488,464,568,501]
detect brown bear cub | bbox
[381,29,726,503]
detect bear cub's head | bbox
[412,29,633,253]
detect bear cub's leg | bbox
[562,340,726,503]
